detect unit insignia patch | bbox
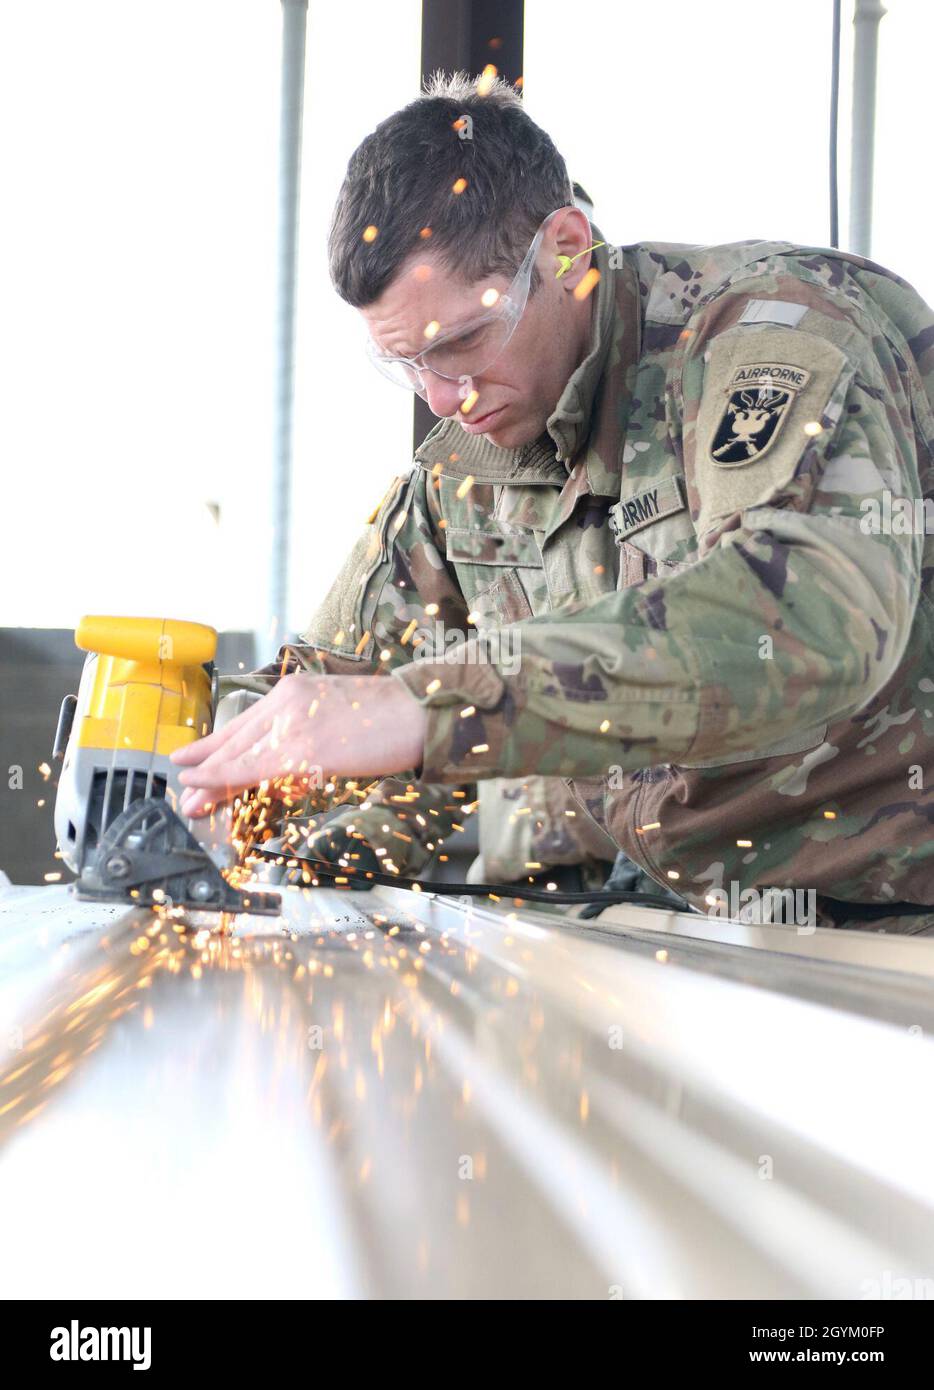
[709,362,812,467]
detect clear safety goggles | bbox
[365,208,565,396]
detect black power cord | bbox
[251,847,695,913]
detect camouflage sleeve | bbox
[394,294,922,782]
[219,465,476,858]
[317,779,474,875]
[221,468,467,687]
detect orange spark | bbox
[573,268,601,301]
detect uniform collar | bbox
[567,239,644,497]
[546,235,618,467]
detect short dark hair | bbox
[328,72,573,307]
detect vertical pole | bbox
[415,0,525,453]
[267,0,308,661]
[828,0,841,248]
[848,0,887,258]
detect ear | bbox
[549,206,597,290]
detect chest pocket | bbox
[445,526,545,625]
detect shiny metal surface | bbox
[1,880,932,1300]
[595,898,934,975]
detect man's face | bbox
[361,211,593,450]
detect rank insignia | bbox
[709,361,812,467]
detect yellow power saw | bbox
[52,615,280,916]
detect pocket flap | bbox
[677,722,828,770]
[445,527,543,568]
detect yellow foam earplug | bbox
[555,242,606,278]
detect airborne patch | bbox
[709,362,812,467]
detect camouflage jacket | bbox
[264,235,934,912]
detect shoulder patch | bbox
[693,326,850,537]
[709,362,811,466]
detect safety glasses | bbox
[365,208,565,396]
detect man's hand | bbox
[170,673,426,818]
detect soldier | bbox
[174,73,934,932]
[255,180,623,898]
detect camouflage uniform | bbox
[265,771,616,883]
[242,234,934,928]
[470,775,616,882]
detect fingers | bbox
[178,786,215,819]
[174,677,313,780]
[192,735,321,799]
[171,680,292,770]
[175,707,279,786]
[170,675,328,817]
[170,718,241,766]
[170,717,252,774]
[174,711,273,815]
[172,673,401,807]
[176,714,284,791]
[180,689,317,794]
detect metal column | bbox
[267,0,308,661]
[848,0,887,257]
